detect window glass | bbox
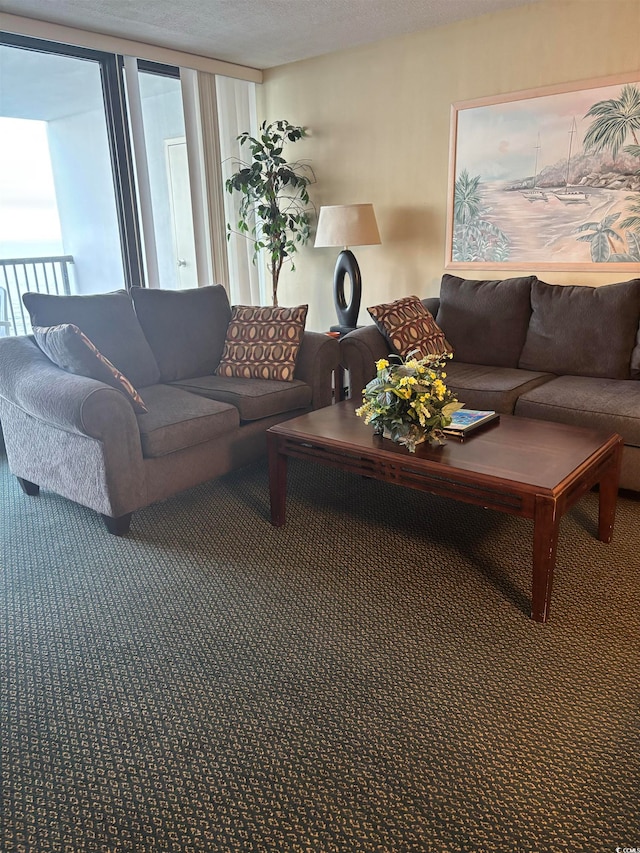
[138,69,198,290]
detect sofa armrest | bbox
[339,324,391,399]
[0,335,147,518]
[0,335,139,438]
[423,297,440,317]
[295,331,341,409]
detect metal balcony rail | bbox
[0,255,74,337]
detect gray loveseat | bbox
[0,285,340,534]
[341,274,640,492]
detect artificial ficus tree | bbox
[225,120,314,306]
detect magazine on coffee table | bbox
[443,409,499,437]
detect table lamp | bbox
[314,203,381,334]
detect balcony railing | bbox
[0,255,74,337]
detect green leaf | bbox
[442,402,464,419]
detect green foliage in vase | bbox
[356,353,463,452]
[225,120,314,306]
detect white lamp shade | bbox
[314,204,381,249]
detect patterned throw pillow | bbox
[216,305,308,381]
[368,295,452,358]
[32,324,148,414]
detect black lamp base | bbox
[333,249,361,331]
[329,323,360,337]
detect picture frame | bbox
[445,72,640,271]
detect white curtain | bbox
[214,75,263,305]
[180,70,261,303]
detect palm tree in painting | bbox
[614,196,640,260]
[609,232,640,261]
[452,170,510,262]
[582,85,640,262]
[575,213,623,262]
[454,169,482,223]
[583,84,640,159]
[620,195,640,232]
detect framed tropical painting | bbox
[445,72,640,270]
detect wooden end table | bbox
[267,403,623,622]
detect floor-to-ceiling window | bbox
[0,29,260,336]
[0,36,139,333]
[135,62,198,291]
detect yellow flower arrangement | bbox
[355,352,463,452]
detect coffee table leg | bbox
[597,440,623,543]
[531,494,560,623]
[267,433,287,527]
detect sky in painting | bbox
[455,81,635,183]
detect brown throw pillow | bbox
[368,295,452,358]
[216,305,308,381]
[32,324,148,413]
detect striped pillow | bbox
[32,324,148,413]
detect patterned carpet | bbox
[1,445,639,852]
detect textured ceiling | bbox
[2,0,540,70]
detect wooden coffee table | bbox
[267,402,623,622]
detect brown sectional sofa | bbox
[0,285,340,533]
[340,274,640,492]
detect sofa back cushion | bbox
[436,274,535,367]
[631,326,640,379]
[518,278,640,379]
[22,289,160,388]
[131,285,231,382]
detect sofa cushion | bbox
[170,375,312,422]
[367,295,452,358]
[32,324,148,413]
[515,375,640,447]
[436,274,535,368]
[519,278,640,380]
[131,285,231,382]
[444,362,555,414]
[22,290,160,388]
[632,324,640,380]
[135,384,239,458]
[216,304,308,381]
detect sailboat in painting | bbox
[521,133,548,202]
[552,117,589,204]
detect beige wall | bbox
[260,0,640,331]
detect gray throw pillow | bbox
[436,274,535,367]
[22,290,160,388]
[518,278,640,379]
[131,285,232,382]
[32,324,148,413]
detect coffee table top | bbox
[269,402,620,493]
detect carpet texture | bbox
[1,446,639,852]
